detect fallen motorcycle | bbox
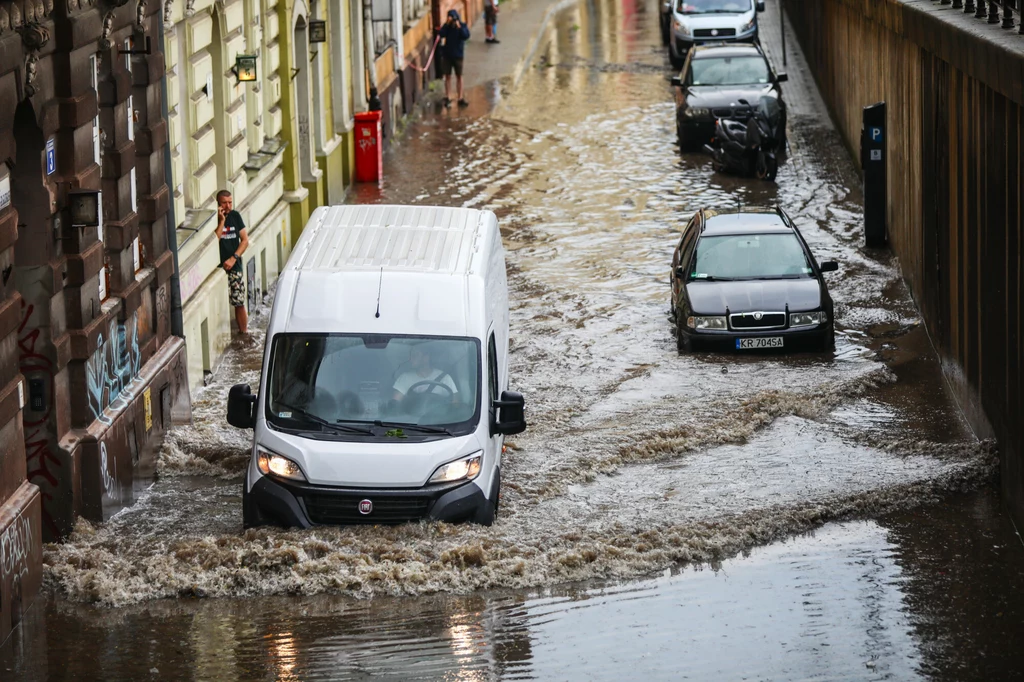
[703,96,785,181]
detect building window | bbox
[91,53,109,302]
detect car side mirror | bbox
[227,383,257,429]
[671,75,682,87]
[491,390,526,436]
[775,72,788,83]
[820,261,839,273]
[756,0,765,11]
[674,266,686,279]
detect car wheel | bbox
[661,17,670,45]
[242,478,267,529]
[819,326,836,353]
[473,468,500,526]
[675,314,691,353]
[670,51,685,70]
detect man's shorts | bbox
[442,57,464,77]
[484,7,497,25]
[227,268,246,308]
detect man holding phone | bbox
[438,9,470,108]
[215,189,249,336]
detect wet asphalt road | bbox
[5,0,1024,680]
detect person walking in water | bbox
[438,9,470,108]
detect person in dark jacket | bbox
[438,9,470,107]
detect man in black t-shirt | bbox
[215,190,249,335]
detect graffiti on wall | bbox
[18,300,60,539]
[85,313,142,425]
[0,511,34,584]
[98,441,121,504]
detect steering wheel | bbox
[405,380,454,398]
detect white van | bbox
[668,0,766,68]
[227,205,526,528]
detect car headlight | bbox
[429,453,482,484]
[257,448,307,481]
[674,20,691,37]
[687,315,728,330]
[741,17,756,33]
[789,311,828,328]
[685,107,710,118]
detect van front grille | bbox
[303,494,432,524]
[694,28,737,37]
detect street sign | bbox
[46,138,56,175]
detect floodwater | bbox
[6,0,1024,679]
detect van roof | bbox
[293,205,486,275]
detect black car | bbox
[671,43,787,152]
[670,207,838,353]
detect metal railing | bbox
[373,20,395,55]
[936,0,1024,32]
[403,0,428,28]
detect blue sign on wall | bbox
[45,138,56,175]
[870,127,883,142]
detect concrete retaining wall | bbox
[785,0,1023,523]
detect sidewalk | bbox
[457,0,575,93]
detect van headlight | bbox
[429,453,482,484]
[789,311,828,328]
[687,315,727,330]
[741,17,756,33]
[257,448,307,481]
[674,20,691,37]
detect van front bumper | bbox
[247,473,486,528]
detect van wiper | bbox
[373,420,455,436]
[690,275,736,282]
[275,402,374,434]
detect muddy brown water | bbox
[5,0,1024,679]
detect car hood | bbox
[687,85,775,108]
[675,10,754,27]
[686,279,822,314]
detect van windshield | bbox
[677,0,752,14]
[266,334,481,436]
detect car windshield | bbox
[690,233,814,280]
[677,0,752,14]
[691,56,770,85]
[266,333,480,435]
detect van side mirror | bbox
[820,261,839,273]
[756,0,765,11]
[671,75,682,87]
[227,383,257,429]
[491,390,526,436]
[775,72,788,83]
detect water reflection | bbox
[7,490,1023,680]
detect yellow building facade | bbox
[163,0,357,391]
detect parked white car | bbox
[668,0,766,68]
[228,205,526,528]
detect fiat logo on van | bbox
[358,499,373,514]
[710,29,719,36]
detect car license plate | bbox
[736,337,783,349]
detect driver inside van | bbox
[392,345,458,403]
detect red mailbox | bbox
[354,110,383,183]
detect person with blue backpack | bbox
[438,9,471,108]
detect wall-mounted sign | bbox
[46,138,56,175]
[233,54,258,83]
[309,19,327,43]
[0,173,10,211]
[143,387,152,431]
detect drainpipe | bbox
[363,0,382,111]
[158,15,185,338]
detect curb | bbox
[509,0,579,90]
